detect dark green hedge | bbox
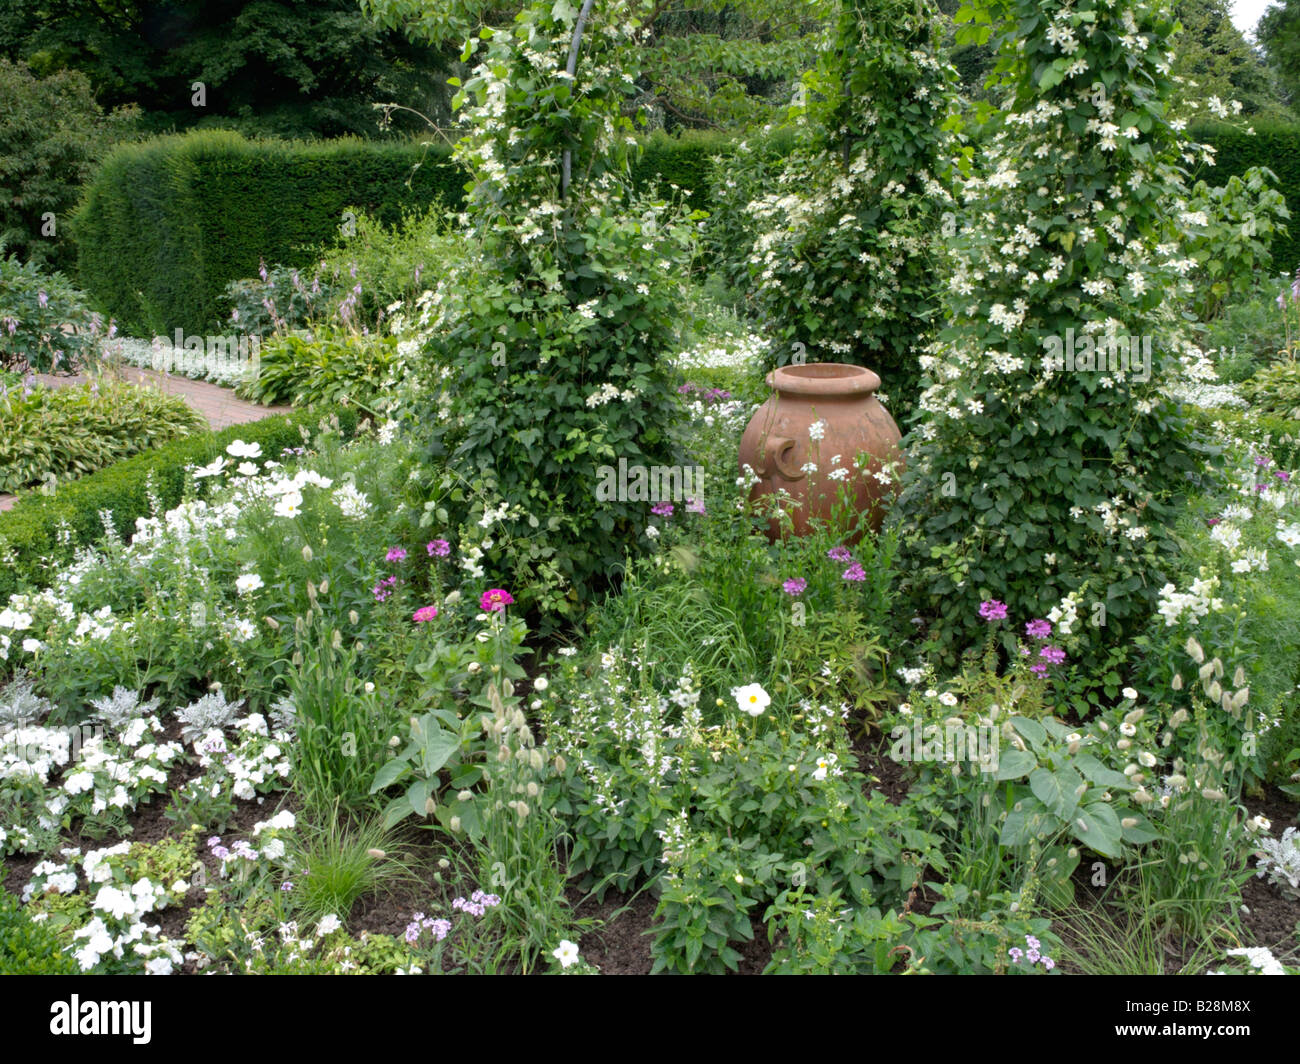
[0,405,359,603]
[71,129,738,335]
[71,130,467,336]
[1192,121,1300,276]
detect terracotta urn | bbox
[737,363,904,541]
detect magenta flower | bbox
[650,502,674,518]
[386,547,408,563]
[427,539,451,557]
[1277,471,1291,482]
[480,588,515,612]
[413,605,439,623]
[978,600,1008,621]
[827,546,852,562]
[842,563,867,582]
[373,575,398,602]
[1039,645,1066,665]
[1025,618,1052,640]
[783,578,807,595]
[1030,663,1048,677]
[1207,517,1220,526]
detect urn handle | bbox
[760,435,805,481]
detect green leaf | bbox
[370,758,408,794]
[1029,764,1083,820]
[995,747,1036,780]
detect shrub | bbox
[0,377,206,492]
[0,870,78,974]
[71,130,468,335]
[0,59,138,273]
[222,264,343,339]
[0,405,359,603]
[1182,166,1290,321]
[238,329,400,412]
[0,252,104,373]
[1240,359,1300,419]
[743,0,960,417]
[418,2,698,622]
[898,0,1216,664]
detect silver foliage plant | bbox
[175,690,244,743]
[89,686,161,730]
[0,673,53,728]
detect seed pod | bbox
[319,579,329,596]
[526,781,539,798]
[302,545,313,562]
[425,797,437,815]
[529,748,544,771]
[349,610,359,625]
[332,629,343,651]
[1185,637,1204,664]
[1171,673,1183,692]
[366,848,386,859]
[264,615,280,630]
[449,816,462,832]
[497,745,511,763]
[1207,680,1222,703]
[1123,707,1144,725]
[1199,662,1216,683]
[1233,666,1246,688]
[554,755,567,773]
[1231,688,1249,710]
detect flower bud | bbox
[1121,817,1138,829]
[449,816,462,832]
[302,545,313,562]
[1185,637,1204,664]
[367,848,386,859]
[425,797,436,815]
[1123,707,1144,725]
[319,579,329,595]
[1207,680,1222,702]
[445,590,461,605]
[457,790,474,802]
[349,610,359,625]
[526,781,539,798]
[554,755,567,773]
[1171,673,1183,691]
[498,745,511,762]
[264,615,280,630]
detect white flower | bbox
[273,491,304,519]
[1122,687,1138,701]
[317,914,342,936]
[938,691,959,707]
[533,676,548,692]
[235,573,264,595]
[731,683,771,717]
[236,462,259,476]
[553,940,581,968]
[193,457,228,479]
[226,440,263,459]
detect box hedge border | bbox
[0,404,359,603]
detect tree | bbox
[1170,0,1294,122]
[359,0,832,130]
[1258,0,1300,107]
[0,59,138,271]
[1,0,453,139]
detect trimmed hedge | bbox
[71,129,736,335]
[1191,121,1300,275]
[71,131,467,336]
[0,405,359,603]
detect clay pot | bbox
[737,363,904,541]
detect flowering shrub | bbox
[898,0,1232,662]
[745,0,958,412]
[0,252,105,373]
[418,0,700,620]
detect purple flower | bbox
[650,502,674,518]
[207,836,221,848]
[1009,947,1024,962]
[783,577,807,596]
[1207,517,1220,526]
[827,546,852,563]
[386,547,408,563]
[373,575,398,602]
[842,562,867,582]
[37,290,48,308]
[1025,935,1040,950]
[686,498,706,515]
[1026,948,1041,964]
[1025,618,1052,640]
[427,539,451,557]
[1039,646,1066,666]
[424,918,451,942]
[1043,957,1055,971]
[281,881,294,891]
[978,600,1008,621]
[212,845,230,860]
[1255,455,1271,467]
[404,921,422,944]
[1030,663,1048,677]
[1277,471,1291,482]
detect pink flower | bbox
[783,578,807,595]
[386,547,407,563]
[686,498,706,515]
[842,563,867,582]
[413,606,439,623]
[1277,471,1291,482]
[978,600,1007,621]
[1025,618,1052,640]
[1039,645,1066,665]
[427,539,451,557]
[650,502,674,517]
[827,546,852,562]
[1030,663,1048,677]
[480,589,514,612]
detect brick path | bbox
[0,369,290,513]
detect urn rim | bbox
[766,362,882,397]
